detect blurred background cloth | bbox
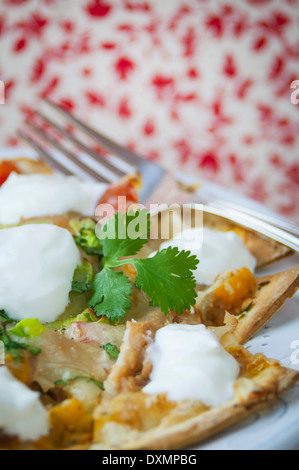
[0,0,298,222]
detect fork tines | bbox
[17,99,299,253]
[18,100,134,184]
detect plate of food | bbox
[0,147,298,451]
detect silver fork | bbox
[18,98,299,252]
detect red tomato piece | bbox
[97,174,141,212]
[0,160,20,186]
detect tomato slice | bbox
[0,160,20,186]
[97,173,141,212]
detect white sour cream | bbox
[0,367,49,441]
[143,323,240,406]
[0,224,81,322]
[158,227,256,285]
[0,173,107,225]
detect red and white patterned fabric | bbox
[0,0,298,222]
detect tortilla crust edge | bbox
[235,264,299,344]
[90,321,299,450]
[90,361,298,450]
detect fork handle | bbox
[144,173,299,253]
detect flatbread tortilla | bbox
[90,320,299,450]
[235,264,299,344]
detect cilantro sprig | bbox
[89,267,132,321]
[87,210,199,322]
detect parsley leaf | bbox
[88,267,132,322]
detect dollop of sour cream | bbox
[158,227,256,285]
[0,367,49,441]
[143,323,240,407]
[0,224,81,322]
[0,173,107,225]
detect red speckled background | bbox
[0,0,298,222]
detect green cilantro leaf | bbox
[98,210,151,264]
[88,267,132,322]
[87,211,199,322]
[129,247,199,315]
